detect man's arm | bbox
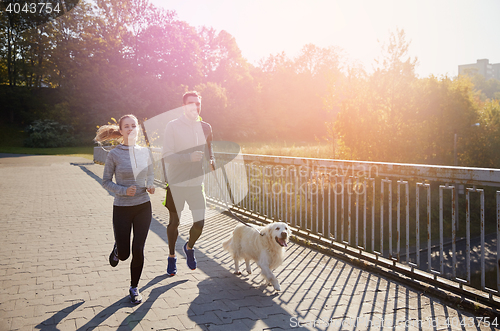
[204,122,215,171]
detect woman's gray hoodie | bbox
[102,144,155,206]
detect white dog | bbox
[222,222,291,291]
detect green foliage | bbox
[0,125,27,147]
[329,29,420,163]
[463,99,500,168]
[0,0,336,144]
[194,82,228,135]
[414,76,480,165]
[254,44,342,141]
[326,29,500,168]
[1,1,499,168]
[468,74,500,100]
[24,119,77,148]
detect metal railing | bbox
[94,147,500,304]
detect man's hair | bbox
[183,91,202,105]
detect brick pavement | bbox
[0,154,496,331]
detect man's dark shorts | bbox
[165,185,206,222]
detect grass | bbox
[0,145,94,160]
[0,140,333,162]
[0,124,334,161]
[0,125,94,160]
[238,141,336,159]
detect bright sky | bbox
[151,0,500,78]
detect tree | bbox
[462,99,500,167]
[254,45,343,142]
[193,82,227,136]
[468,73,500,101]
[196,28,258,140]
[414,76,481,165]
[329,29,420,162]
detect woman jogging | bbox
[94,114,155,304]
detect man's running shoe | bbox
[109,243,119,267]
[129,286,142,304]
[167,256,177,276]
[183,242,197,270]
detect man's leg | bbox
[166,212,180,256]
[165,186,181,257]
[166,186,189,275]
[166,211,179,276]
[186,185,206,249]
[187,220,204,249]
[184,218,204,270]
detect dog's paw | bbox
[246,269,252,274]
[234,271,242,275]
[271,279,281,291]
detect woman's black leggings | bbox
[113,201,152,288]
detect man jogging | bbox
[162,91,215,275]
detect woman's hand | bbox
[147,186,155,194]
[126,185,137,196]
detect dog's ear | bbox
[262,224,273,236]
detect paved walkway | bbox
[0,154,496,331]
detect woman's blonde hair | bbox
[94,114,138,143]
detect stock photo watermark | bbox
[246,162,380,197]
[290,316,499,329]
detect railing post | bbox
[497,191,500,292]
[127,149,500,299]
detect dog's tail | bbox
[222,237,233,252]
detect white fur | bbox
[222,222,291,291]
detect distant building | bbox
[458,59,500,80]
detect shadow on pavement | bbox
[35,301,84,331]
[35,275,187,331]
[78,275,187,331]
[72,163,115,197]
[70,163,467,331]
[146,207,295,329]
